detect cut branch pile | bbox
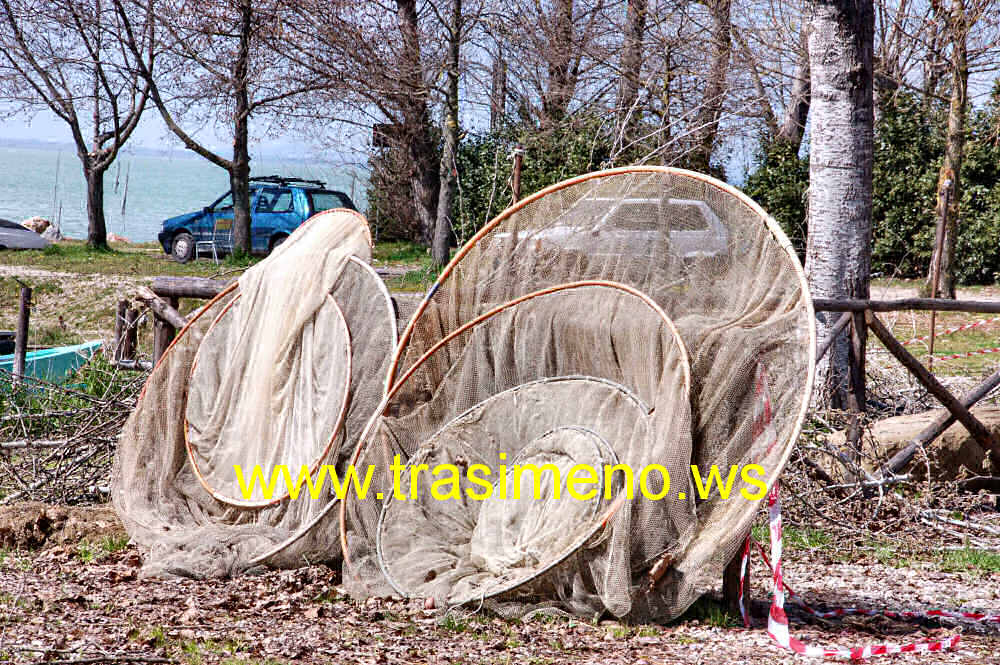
[0,359,146,505]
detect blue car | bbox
[158,176,356,262]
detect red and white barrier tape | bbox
[901,316,1000,347]
[737,483,998,659]
[931,346,1000,363]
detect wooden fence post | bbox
[845,312,867,459]
[152,296,179,365]
[511,145,523,203]
[113,299,128,363]
[122,305,138,363]
[13,286,31,386]
[866,310,1000,458]
[722,541,747,618]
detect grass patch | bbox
[674,596,738,628]
[606,624,630,639]
[784,526,832,549]
[0,240,244,278]
[383,264,442,293]
[75,534,129,564]
[101,533,130,554]
[939,547,1000,574]
[440,613,469,633]
[750,525,830,551]
[75,541,99,563]
[372,241,427,265]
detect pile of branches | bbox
[0,358,147,505]
[780,361,1000,552]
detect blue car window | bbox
[256,187,292,213]
[270,190,294,213]
[213,191,234,211]
[307,191,351,213]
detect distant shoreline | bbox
[0,137,364,167]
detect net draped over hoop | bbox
[341,167,815,621]
[112,210,397,578]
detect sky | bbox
[0,105,358,164]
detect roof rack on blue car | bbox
[250,175,326,187]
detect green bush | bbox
[745,89,1000,285]
[453,116,615,241]
[743,137,809,260]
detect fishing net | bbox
[341,167,815,621]
[112,210,396,578]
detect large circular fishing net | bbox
[112,210,396,578]
[341,167,815,621]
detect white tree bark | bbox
[805,0,874,408]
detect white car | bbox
[491,197,729,259]
[0,219,50,250]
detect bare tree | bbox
[433,0,462,267]
[924,0,968,299]
[489,49,508,131]
[776,25,811,149]
[0,0,153,248]
[805,0,874,407]
[616,0,647,152]
[278,0,443,245]
[115,0,329,256]
[498,0,609,127]
[689,0,733,171]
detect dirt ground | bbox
[0,502,997,665]
[2,269,999,664]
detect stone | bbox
[824,406,1000,480]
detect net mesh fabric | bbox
[112,210,396,578]
[342,168,814,621]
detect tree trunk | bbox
[230,0,253,256]
[433,0,461,268]
[230,161,251,254]
[805,0,874,408]
[541,0,576,126]
[490,52,507,132]
[85,164,108,249]
[690,0,732,172]
[776,27,811,150]
[397,0,440,245]
[617,0,647,153]
[923,0,967,300]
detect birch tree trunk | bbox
[433,0,461,268]
[923,0,967,300]
[805,0,874,408]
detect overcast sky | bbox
[0,105,352,162]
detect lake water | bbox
[0,144,367,243]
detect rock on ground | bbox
[826,406,1000,480]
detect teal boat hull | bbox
[0,340,103,384]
